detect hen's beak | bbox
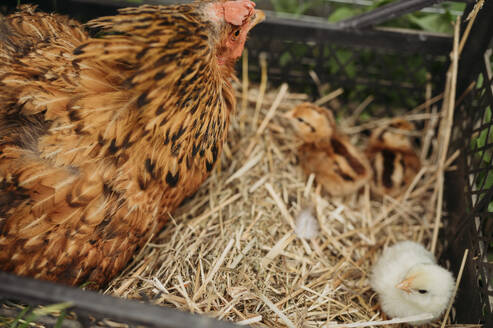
[396,276,415,294]
[250,9,265,27]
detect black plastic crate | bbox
[0,0,492,327]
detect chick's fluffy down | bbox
[370,241,455,324]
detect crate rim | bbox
[0,272,241,328]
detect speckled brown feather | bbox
[286,103,372,197]
[0,2,261,288]
[365,119,421,198]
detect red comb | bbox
[222,0,256,26]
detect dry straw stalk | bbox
[106,36,470,327]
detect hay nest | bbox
[104,10,488,326]
[104,73,465,327]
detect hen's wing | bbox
[0,2,230,287]
[0,11,151,281]
[0,6,179,287]
[0,145,155,284]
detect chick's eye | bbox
[297,117,304,123]
[418,289,428,294]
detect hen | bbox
[0,1,263,288]
[285,103,372,197]
[365,118,421,198]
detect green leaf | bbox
[18,315,35,328]
[485,106,492,123]
[336,49,356,78]
[446,2,466,12]
[476,129,488,149]
[408,14,453,34]
[295,2,316,15]
[54,310,67,328]
[270,0,314,15]
[359,112,372,121]
[16,303,73,328]
[32,302,73,316]
[484,172,493,190]
[79,281,97,289]
[10,306,30,328]
[488,201,493,213]
[328,7,359,22]
[477,74,484,89]
[371,0,394,10]
[279,52,292,67]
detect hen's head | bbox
[205,0,264,69]
[285,103,336,143]
[396,263,455,321]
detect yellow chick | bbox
[370,241,455,325]
[365,118,421,198]
[285,103,372,197]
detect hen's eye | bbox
[231,29,241,41]
[418,289,428,294]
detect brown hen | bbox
[0,1,263,288]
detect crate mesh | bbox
[1,0,492,326]
[246,24,449,116]
[444,55,493,326]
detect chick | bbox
[285,103,372,197]
[370,241,455,325]
[365,119,421,198]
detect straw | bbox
[441,249,469,328]
[103,75,464,328]
[325,313,434,327]
[431,15,460,254]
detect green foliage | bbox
[278,43,309,67]
[270,0,320,16]
[327,0,465,34]
[79,281,97,289]
[279,52,292,67]
[327,6,360,22]
[408,12,454,34]
[54,310,67,328]
[1,303,72,328]
[2,306,30,328]
[325,48,356,78]
[472,105,493,200]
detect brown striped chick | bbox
[285,103,372,197]
[365,119,421,198]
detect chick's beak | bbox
[396,276,415,293]
[283,109,296,119]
